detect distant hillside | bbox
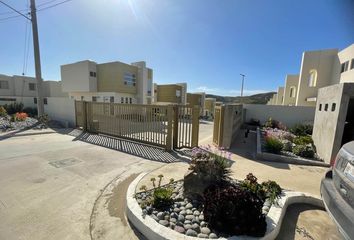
[206,92,276,104]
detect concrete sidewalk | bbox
[0,129,165,240]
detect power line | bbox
[37,0,73,11]
[0,1,31,20]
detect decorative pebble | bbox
[171,212,178,219]
[197,233,209,238]
[193,210,200,216]
[199,214,204,221]
[185,215,194,221]
[184,224,192,230]
[170,218,177,223]
[159,220,169,227]
[180,210,186,215]
[209,233,218,239]
[164,215,170,221]
[174,226,185,233]
[180,206,186,210]
[200,227,211,235]
[186,229,198,237]
[174,208,181,213]
[170,222,176,229]
[151,214,158,221]
[157,212,165,220]
[191,223,200,232]
[200,221,207,227]
[178,214,185,222]
[186,209,193,215]
[192,216,200,223]
[185,203,193,209]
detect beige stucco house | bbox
[187,92,205,116]
[61,60,153,105]
[282,74,299,106]
[153,83,187,105]
[276,87,284,105]
[0,74,67,108]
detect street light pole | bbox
[30,0,44,116]
[240,74,245,99]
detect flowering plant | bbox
[15,112,28,121]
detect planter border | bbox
[126,173,324,240]
[256,127,330,167]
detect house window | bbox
[308,70,317,87]
[325,104,328,111]
[341,61,349,73]
[81,96,84,101]
[125,97,128,104]
[176,90,181,97]
[43,98,48,105]
[0,80,9,89]
[0,98,15,101]
[332,103,336,112]
[351,59,354,70]
[289,86,296,98]
[319,104,322,111]
[124,72,136,86]
[29,83,36,91]
[34,97,37,104]
[121,97,124,103]
[92,96,97,102]
[110,96,114,103]
[90,71,96,77]
[129,98,132,104]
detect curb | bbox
[256,128,330,167]
[126,173,324,240]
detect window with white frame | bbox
[124,72,136,86]
[289,86,296,98]
[92,96,97,102]
[308,69,317,87]
[121,97,124,103]
[0,80,9,89]
[125,97,128,103]
[176,90,181,97]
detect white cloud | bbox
[193,86,271,96]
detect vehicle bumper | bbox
[321,171,354,240]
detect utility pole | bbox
[240,74,245,102]
[30,0,44,116]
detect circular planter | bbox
[126,173,324,240]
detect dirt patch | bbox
[107,173,139,226]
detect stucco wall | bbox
[220,104,243,149]
[283,75,299,106]
[313,83,354,164]
[156,84,182,103]
[0,96,37,108]
[243,104,315,127]
[44,97,76,127]
[97,61,137,94]
[276,87,284,105]
[61,60,97,92]
[338,43,354,83]
[296,49,339,107]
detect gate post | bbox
[173,105,179,149]
[191,106,200,147]
[82,101,87,131]
[165,105,173,151]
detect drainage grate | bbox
[49,158,82,168]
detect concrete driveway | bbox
[0,129,166,240]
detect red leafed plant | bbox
[15,112,28,121]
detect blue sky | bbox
[0,0,353,96]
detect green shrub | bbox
[293,135,313,145]
[203,183,267,237]
[3,102,23,115]
[0,106,7,117]
[189,148,231,183]
[152,187,173,210]
[292,144,315,158]
[261,180,282,204]
[281,139,293,152]
[23,107,38,117]
[290,124,313,136]
[264,136,283,154]
[240,173,266,200]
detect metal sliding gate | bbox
[75,101,199,150]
